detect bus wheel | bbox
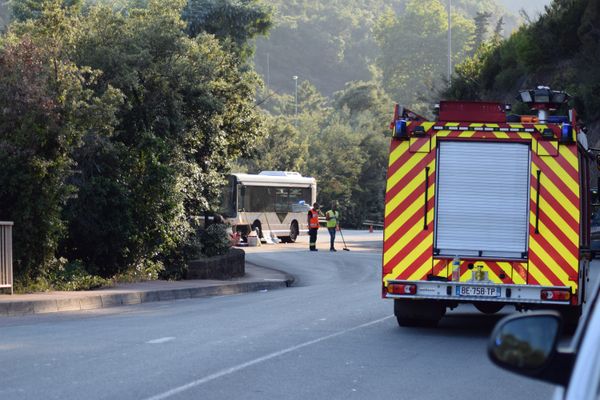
[289,221,299,243]
[394,299,445,327]
[251,221,263,239]
[474,302,504,314]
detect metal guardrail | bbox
[0,222,13,295]
[362,220,384,228]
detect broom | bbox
[338,225,350,251]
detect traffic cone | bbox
[369,225,373,233]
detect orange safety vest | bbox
[308,209,320,229]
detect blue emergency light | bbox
[561,123,574,143]
[393,119,408,139]
[547,115,569,124]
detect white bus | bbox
[219,171,317,242]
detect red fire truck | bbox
[382,87,592,327]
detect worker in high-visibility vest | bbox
[325,203,339,252]
[307,202,320,251]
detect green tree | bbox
[333,81,391,226]
[473,11,492,50]
[242,116,308,173]
[575,0,600,120]
[62,0,267,276]
[182,0,272,59]
[306,114,365,219]
[0,0,120,284]
[10,0,82,21]
[334,80,391,122]
[351,131,389,226]
[375,0,475,110]
[493,16,505,42]
[443,41,498,100]
[297,80,330,115]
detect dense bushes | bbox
[158,223,232,280]
[0,0,270,289]
[0,5,122,286]
[200,224,232,257]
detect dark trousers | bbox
[309,228,318,250]
[328,227,336,249]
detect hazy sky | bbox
[498,0,553,18]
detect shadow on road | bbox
[344,239,383,251]
[437,312,506,336]
[392,311,575,342]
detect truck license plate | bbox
[456,285,501,297]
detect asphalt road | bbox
[0,231,596,400]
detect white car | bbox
[487,276,600,399]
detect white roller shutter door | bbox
[435,141,530,259]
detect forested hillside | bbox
[254,0,518,97]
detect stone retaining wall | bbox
[186,248,245,280]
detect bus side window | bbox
[275,188,289,213]
[247,186,272,212]
[289,188,311,212]
[289,188,302,212]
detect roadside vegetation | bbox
[1,0,268,291]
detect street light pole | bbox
[293,75,298,127]
[447,0,452,82]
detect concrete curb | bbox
[245,262,295,288]
[0,273,294,317]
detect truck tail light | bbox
[541,289,571,301]
[388,284,417,295]
[520,115,539,123]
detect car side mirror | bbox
[488,312,575,386]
